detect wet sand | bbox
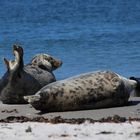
[0,97,140,121]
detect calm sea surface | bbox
[0,0,140,80]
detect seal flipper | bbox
[129,77,140,89]
[129,77,140,96]
[3,58,10,71]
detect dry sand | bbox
[0,121,140,140]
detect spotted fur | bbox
[31,54,62,72]
[24,71,137,112]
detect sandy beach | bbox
[0,97,140,120]
[0,121,140,140]
[0,97,139,140]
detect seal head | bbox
[31,54,62,72]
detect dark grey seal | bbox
[24,71,138,112]
[0,45,62,104]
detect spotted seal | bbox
[24,71,137,112]
[0,45,62,104]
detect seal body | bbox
[0,45,62,104]
[24,71,137,112]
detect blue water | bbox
[0,0,140,80]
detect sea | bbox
[0,0,140,80]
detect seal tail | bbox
[24,95,41,103]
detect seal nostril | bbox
[54,60,62,68]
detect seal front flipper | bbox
[3,58,10,72]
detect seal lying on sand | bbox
[24,71,138,112]
[0,45,62,104]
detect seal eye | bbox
[32,60,37,64]
[49,57,53,61]
[47,57,53,64]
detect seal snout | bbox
[53,59,62,69]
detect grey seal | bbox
[0,45,62,104]
[24,71,138,112]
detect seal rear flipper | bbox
[129,77,140,88]
[129,77,140,96]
